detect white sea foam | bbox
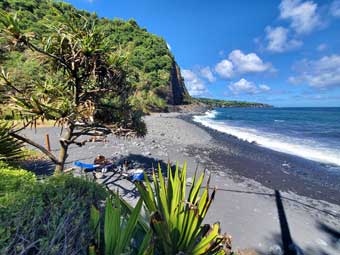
[204,110,218,118]
[193,112,340,166]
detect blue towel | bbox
[74,161,98,170]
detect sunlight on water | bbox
[193,109,340,167]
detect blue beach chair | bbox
[74,161,99,173]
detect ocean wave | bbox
[193,112,340,166]
[205,110,219,118]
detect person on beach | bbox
[93,155,112,178]
[94,155,111,166]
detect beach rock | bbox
[216,171,227,177]
[269,245,283,255]
[282,162,291,168]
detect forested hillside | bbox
[0,0,190,112]
[194,98,272,108]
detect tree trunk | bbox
[54,127,73,174]
[10,132,59,164]
[54,144,67,174]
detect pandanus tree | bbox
[0,122,23,162]
[0,8,145,173]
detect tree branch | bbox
[79,88,114,98]
[11,117,39,133]
[72,126,111,136]
[9,132,59,164]
[0,70,23,94]
[26,41,73,73]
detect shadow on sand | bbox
[16,155,340,254]
[255,190,340,255]
[211,187,340,219]
[274,190,300,255]
[18,159,55,176]
[100,154,175,199]
[300,222,340,255]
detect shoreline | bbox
[20,112,340,253]
[191,109,340,168]
[182,113,340,206]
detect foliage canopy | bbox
[0,0,185,112]
[0,2,153,172]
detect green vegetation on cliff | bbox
[194,97,272,108]
[0,0,190,112]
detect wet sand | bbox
[21,112,340,254]
[184,115,340,206]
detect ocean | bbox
[193,107,340,168]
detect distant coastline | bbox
[192,97,272,109]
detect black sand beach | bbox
[21,112,340,254]
[184,114,340,206]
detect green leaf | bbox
[116,198,143,253]
[104,197,118,255]
[135,162,227,254]
[90,205,100,247]
[137,229,153,255]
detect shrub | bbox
[89,194,152,255]
[0,161,36,195]
[0,174,108,255]
[136,163,233,255]
[21,148,46,160]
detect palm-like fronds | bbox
[136,163,231,255]
[0,122,23,162]
[89,193,152,255]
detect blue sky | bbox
[65,0,340,107]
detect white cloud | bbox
[215,50,271,78]
[259,84,271,92]
[229,79,258,95]
[331,0,340,17]
[229,50,271,73]
[279,0,320,34]
[199,66,216,82]
[182,69,208,96]
[215,59,234,78]
[265,26,302,52]
[166,43,172,51]
[182,69,196,81]
[289,54,340,88]
[317,43,327,51]
[229,78,271,95]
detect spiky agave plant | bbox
[135,162,232,255]
[89,193,153,255]
[0,122,23,162]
